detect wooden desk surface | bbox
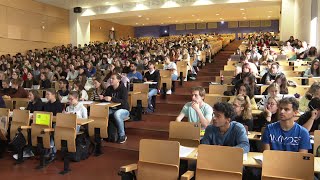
[248,131,262,141]
[181,149,320,172]
[77,118,94,125]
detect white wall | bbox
[69,12,90,46]
[280,0,295,41]
[294,0,311,43]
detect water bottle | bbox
[220,75,224,85]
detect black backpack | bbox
[71,134,91,162]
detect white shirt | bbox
[66,103,88,119]
[164,62,178,75]
[66,70,79,80]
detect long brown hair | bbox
[234,94,252,120]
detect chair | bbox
[280,66,293,71]
[220,70,235,76]
[314,130,320,156]
[169,121,200,147]
[308,77,320,85]
[54,113,77,174]
[3,98,13,111]
[119,139,180,180]
[177,61,188,79]
[209,84,229,94]
[13,98,29,109]
[204,95,223,105]
[88,104,109,155]
[261,150,314,180]
[215,76,234,84]
[282,71,301,77]
[286,77,304,85]
[288,85,310,95]
[0,108,10,141]
[31,111,53,168]
[182,145,243,180]
[294,66,308,72]
[132,83,149,108]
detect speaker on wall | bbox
[74,7,82,13]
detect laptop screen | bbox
[35,113,51,126]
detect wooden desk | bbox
[248,131,261,141]
[77,118,94,125]
[252,110,263,116]
[181,149,320,172]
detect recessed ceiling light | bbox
[219,18,223,20]
[161,23,164,24]
[146,18,149,20]
[138,15,142,17]
[268,11,272,13]
[142,24,144,25]
[175,20,178,22]
[240,8,245,11]
[201,20,204,22]
[221,21,224,24]
[192,14,195,17]
[268,16,271,18]
[242,12,245,15]
[168,17,171,18]
[216,13,219,15]
[243,17,247,19]
[197,19,200,21]
[135,23,138,25]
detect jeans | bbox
[171,74,178,81]
[148,88,158,109]
[109,109,130,137]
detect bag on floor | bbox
[71,134,91,162]
[10,130,26,153]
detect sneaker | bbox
[13,150,34,160]
[166,90,172,95]
[145,107,154,113]
[118,136,127,144]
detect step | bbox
[157,94,190,102]
[196,76,215,81]
[155,101,185,112]
[179,81,211,87]
[126,121,169,132]
[103,128,169,151]
[174,87,209,94]
[142,112,180,122]
[197,71,220,76]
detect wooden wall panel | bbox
[90,19,134,42]
[0,0,70,55]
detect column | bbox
[280,0,295,41]
[69,11,90,46]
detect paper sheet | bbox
[254,155,263,164]
[179,146,195,158]
[81,101,94,105]
[243,153,248,161]
[96,102,111,106]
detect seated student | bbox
[262,97,311,152]
[127,62,143,82]
[201,102,249,154]
[257,83,292,110]
[231,95,253,131]
[65,91,88,132]
[66,64,79,81]
[90,76,107,101]
[43,88,63,116]
[176,86,213,129]
[10,79,28,98]
[86,62,96,77]
[303,59,320,77]
[163,56,178,81]
[261,62,283,85]
[299,82,320,112]
[26,90,44,113]
[0,79,13,97]
[39,72,51,89]
[100,74,130,144]
[105,67,130,88]
[72,80,88,101]
[298,97,320,133]
[235,52,258,76]
[256,97,279,131]
[228,83,258,110]
[143,61,160,113]
[259,60,273,77]
[23,72,38,88]
[57,79,69,101]
[232,63,252,85]
[262,74,289,95]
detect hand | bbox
[143,78,147,82]
[99,95,104,100]
[311,109,318,120]
[104,96,112,101]
[191,101,200,111]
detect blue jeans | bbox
[109,109,130,137]
[148,88,158,109]
[171,74,178,81]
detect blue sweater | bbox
[201,121,250,153]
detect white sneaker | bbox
[166,90,172,94]
[13,150,34,160]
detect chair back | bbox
[204,95,223,106]
[31,111,53,148]
[314,130,320,156]
[262,150,314,180]
[54,113,77,152]
[220,70,235,76]
[0,108,10,140]
[133,83,149,93]
[288,85,310,95]
[13,98,29,109]
[10,109,30,141]
[88,104,109,138]
[196,145,243,180]
[3,98,13,110]
[169,121,200,147]
[137,139,180,180]
[209,84,228,94]
[55,113,77,128]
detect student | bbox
[201,102,250,154]
[228,83,258,110]
[86,62,96,77]
[26,90,44,113]
[261,62,283,85]
[65,91,88,132]
[303,59,320,77]
[232,95,253,131]
[43,88,63,116]
[57,79,69,102]
[256,97,279,131]
[10,79,28,98]
[66,64,79,80]
[39,72,51,89]
[163,56,178,81]
[298,97,320,133]
[72,80,88,101]
[100,74,130,144]
[0,79,13,97]
[23,72,38,88]
[90,76,107,101]
[262,97,311,152]
[143,61,160,113]
[127,62,143,82]
[257,83,291,110]
[299,82,320,112]
[176,86,213,129]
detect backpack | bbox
[71,134,91,162]
[10,129,26,153]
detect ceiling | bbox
[35,0,281,26]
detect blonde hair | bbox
[235,94,252,119]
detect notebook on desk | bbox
[35,113,51,126]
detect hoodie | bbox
[103,82,129,110]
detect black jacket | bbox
[298,111,319,132]
[40,79,51,89]
[104,83,129,111]
[43,100,63,116]
[144,70,160,89]
[26,98,44,113]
